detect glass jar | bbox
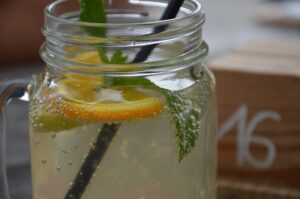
[0,0,217,199]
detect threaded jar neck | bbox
[40,0,208,75]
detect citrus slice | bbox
[59,73,103,103]
[71,51,102,64]
[31,111,84,133]
[55,78,164,122]
[30,85,86,133]
[51,50,164,122]
[66,51,139,73]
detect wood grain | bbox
[209,40,300,191]
[218,178,300,199]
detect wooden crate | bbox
[209,40,300,192]
[218,178,300,199]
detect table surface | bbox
[1,0,300,198]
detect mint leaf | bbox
[97,48,110,63]
[104,76,201,161]
[79,0,127,64]
[110,49,128,64]
[79,0,109,62]
[162,90,200,161]
[79,0,107,37]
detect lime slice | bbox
[31,111,84,133]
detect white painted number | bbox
[218,104,281,169]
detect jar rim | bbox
[42,0,207,75]
[40,41,208,76]
[45,0,203,28]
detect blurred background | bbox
[1,0,300,73]
[0,0,300,198]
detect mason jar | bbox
[0,0,217,199]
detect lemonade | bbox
[29,57,216,199]
[0,1,217,199]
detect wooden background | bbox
[209,40,300,198]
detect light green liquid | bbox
[29,70,217,199]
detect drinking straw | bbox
[64,0,185,198]
[64,123,120,199]
[133,0,185,63]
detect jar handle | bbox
[0,80,28,199]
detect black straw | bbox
[133,0,185,63]
[64,0,185,198]
[65,124,120,199]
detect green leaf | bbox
[104,76,201,161]
[79,0,107,37]
[162,90,200,161]
[97,48,109,63]
[110,49,128,64]
[79,0,127,64]
[80,0,108,62]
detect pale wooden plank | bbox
[210,52,300,77]
[218,178,300,199]
[235,40,300,58]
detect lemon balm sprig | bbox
[79,0,127,64]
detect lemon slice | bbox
[49,50,164,122]
[71,51,102,64]
[55,79,164,122]
[58,73,103,103]
[66,51,139,73]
